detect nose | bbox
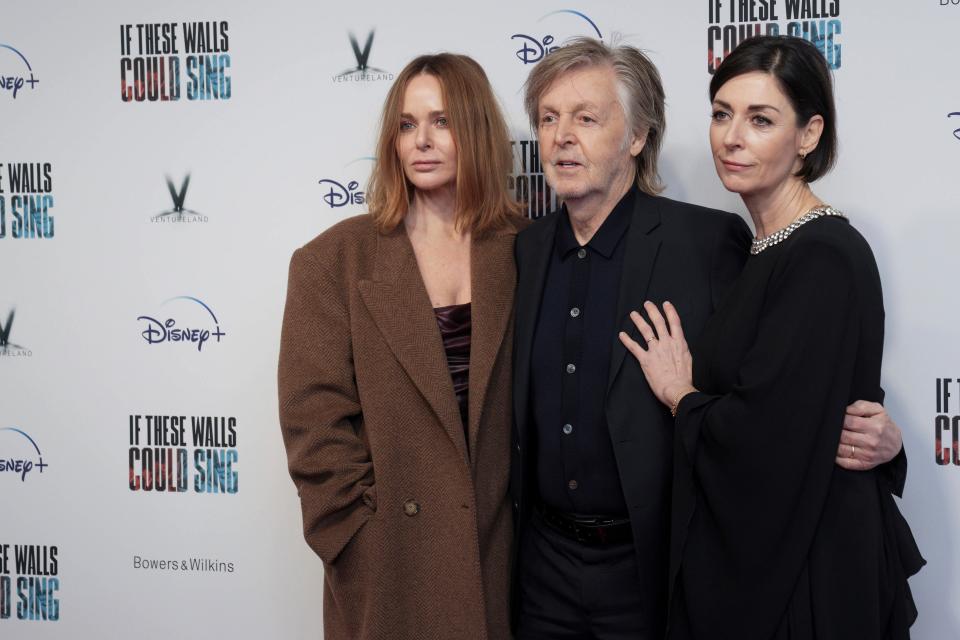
[722,116,744,149]
[554,114,575,147]
[415,124,432,151]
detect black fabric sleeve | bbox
[674,238,864,637]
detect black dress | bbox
[668,216,924,639]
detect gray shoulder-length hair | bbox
[523,37,666,195]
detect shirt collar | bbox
[556,185,636,259]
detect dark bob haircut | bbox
[710,36,837,182]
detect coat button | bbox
[403,500,420,516]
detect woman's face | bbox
[395,73,458,195]
[709,71,821,198]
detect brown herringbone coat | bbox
[278,214,522,639]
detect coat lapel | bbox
[512,215,559,441]
[358,227,467,461]
[466,228,518,459]
[607,193,662,391]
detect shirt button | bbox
[568,480,579,490]
[403,500,420,516]
[562,423,573,435]
[566,363,576,374]
[570,307,580,318]
[577,248,587,259]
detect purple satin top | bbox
[433,302,471,438]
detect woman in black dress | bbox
[620,36,924,638]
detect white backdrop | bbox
[2,1,958,637]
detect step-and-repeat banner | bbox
[3,1,958,637]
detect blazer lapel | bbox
[466,227,518,459]
[358,227,467,461]
[607,193,662,391]
[513,215,559,440]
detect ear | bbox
[629,128,648,158]
[799,114,824,157]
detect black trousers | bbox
[516,511,653,640]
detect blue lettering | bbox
[10,195,54,239]
[136,316,223,351]
[194,448,238,494]
[318,179,364,207]
[0,76,25,99]
[949,112,960,141]
[0,458,33,481]
[16,577,58,621]
[511,34,556,65]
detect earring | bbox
[799,151,807,160]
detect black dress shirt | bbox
[530,186,635,515]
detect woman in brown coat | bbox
[278,53,524,639]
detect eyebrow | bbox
[540,101,603,114]
[399,110,446,119]
[712,99,781,113]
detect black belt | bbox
[537,503,633,546]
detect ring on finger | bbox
[851,444,856,458]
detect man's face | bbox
[536,65,644,207]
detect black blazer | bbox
[510,190,751,634]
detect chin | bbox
[718,175,750,196]
[550,180,589,201]
[408,177,455,193]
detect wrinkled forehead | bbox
[537,63,622,112]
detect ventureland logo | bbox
[137,296,226,352]
[0,428,49,482]
[511,10,603,65]
[332,30,393,82]
[151,173,208,223]
[0,44,40,99]
[0,308,31,357]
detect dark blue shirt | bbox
[530,186,634,516]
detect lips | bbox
[553,160,583,169]
[411,160,441,169]
[720,158,751,171]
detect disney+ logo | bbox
[0,44,40,99]
[511,10,602,65]
[949,112,960,141]
[318,179,365,208]
[137,296,225,352]
[0,428,49,482]
[318,158,374,209]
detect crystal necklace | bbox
[750,204,846,255]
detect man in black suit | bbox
[510,37,904,639]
